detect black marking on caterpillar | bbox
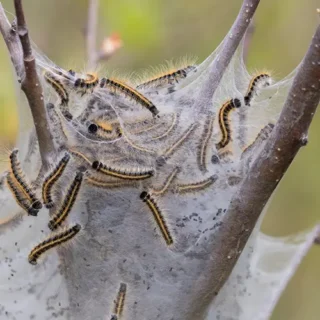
[140,191,173,245]
[9,149,42,211]
[42,153,70,208]
[48,172,83,230]
[216,98,241,150]
[28,224,81,265]
[92,161,154,180]
[100,77,159,117]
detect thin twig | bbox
[0,1,55,169]
[195,0,260,113]
[86,0,99,69]
[208,24,320,296]
[0,4,23,79]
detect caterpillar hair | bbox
[6,173,38,216]
[44,71,69,106]
[48,172,83,230]
[42,153,70,208]
[9,149,42,210]
[176,175,218,194]
[136,65,196,90]
[197,115,214,172]
[92,161,154,180]
[100,77,159,117]
[151,167,179,196]
[113,282,127,316]
[244,73,271,106]
[215,98,241,150]
[28,223,81,265]
[140,191,173,245]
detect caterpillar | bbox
[176,175,218,194]
[197,115,214,171]
[48,172,83,230]
[140,191,173,245]
[6,173,38,216]
[9,149,42,210]
[85,174,137,189]
[92,161,154,180]
[87,120,122,140]
[136,65,196,90]
[151,167,179,196]
[113,282,127,317]
[160,123,197,161]
[44,71,69,106]
[42,153,70,208]
[74,72,99,93]
[28,224,81,265]
[215,98,241,150]
[244,73,271,106]
[100,77,159,117]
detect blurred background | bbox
[0,0,319,319]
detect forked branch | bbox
[209,24,320,295]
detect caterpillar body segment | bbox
[92,161,154,181]
[6,173,38,216]
[113,282,127,316]
[48,172,83,230]
[44,71,69,106]
[74,72,99,94]
[176,175,218,194]
[140,191,173,246]
[99,77,159,117]
[216,98,241,150]
[160,123,197,161]
[28,224,81,265]
[151,167,179,196]
[197,115,214,172]
[244,73,272,106]
[136,65,196,90]
[9,149,42,210]
[42,153,70,208]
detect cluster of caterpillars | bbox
[6,64,273,270]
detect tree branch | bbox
[86,0,99,69]
[210,24,320,295]
[196,0,260,112]
[9,0,55,168]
